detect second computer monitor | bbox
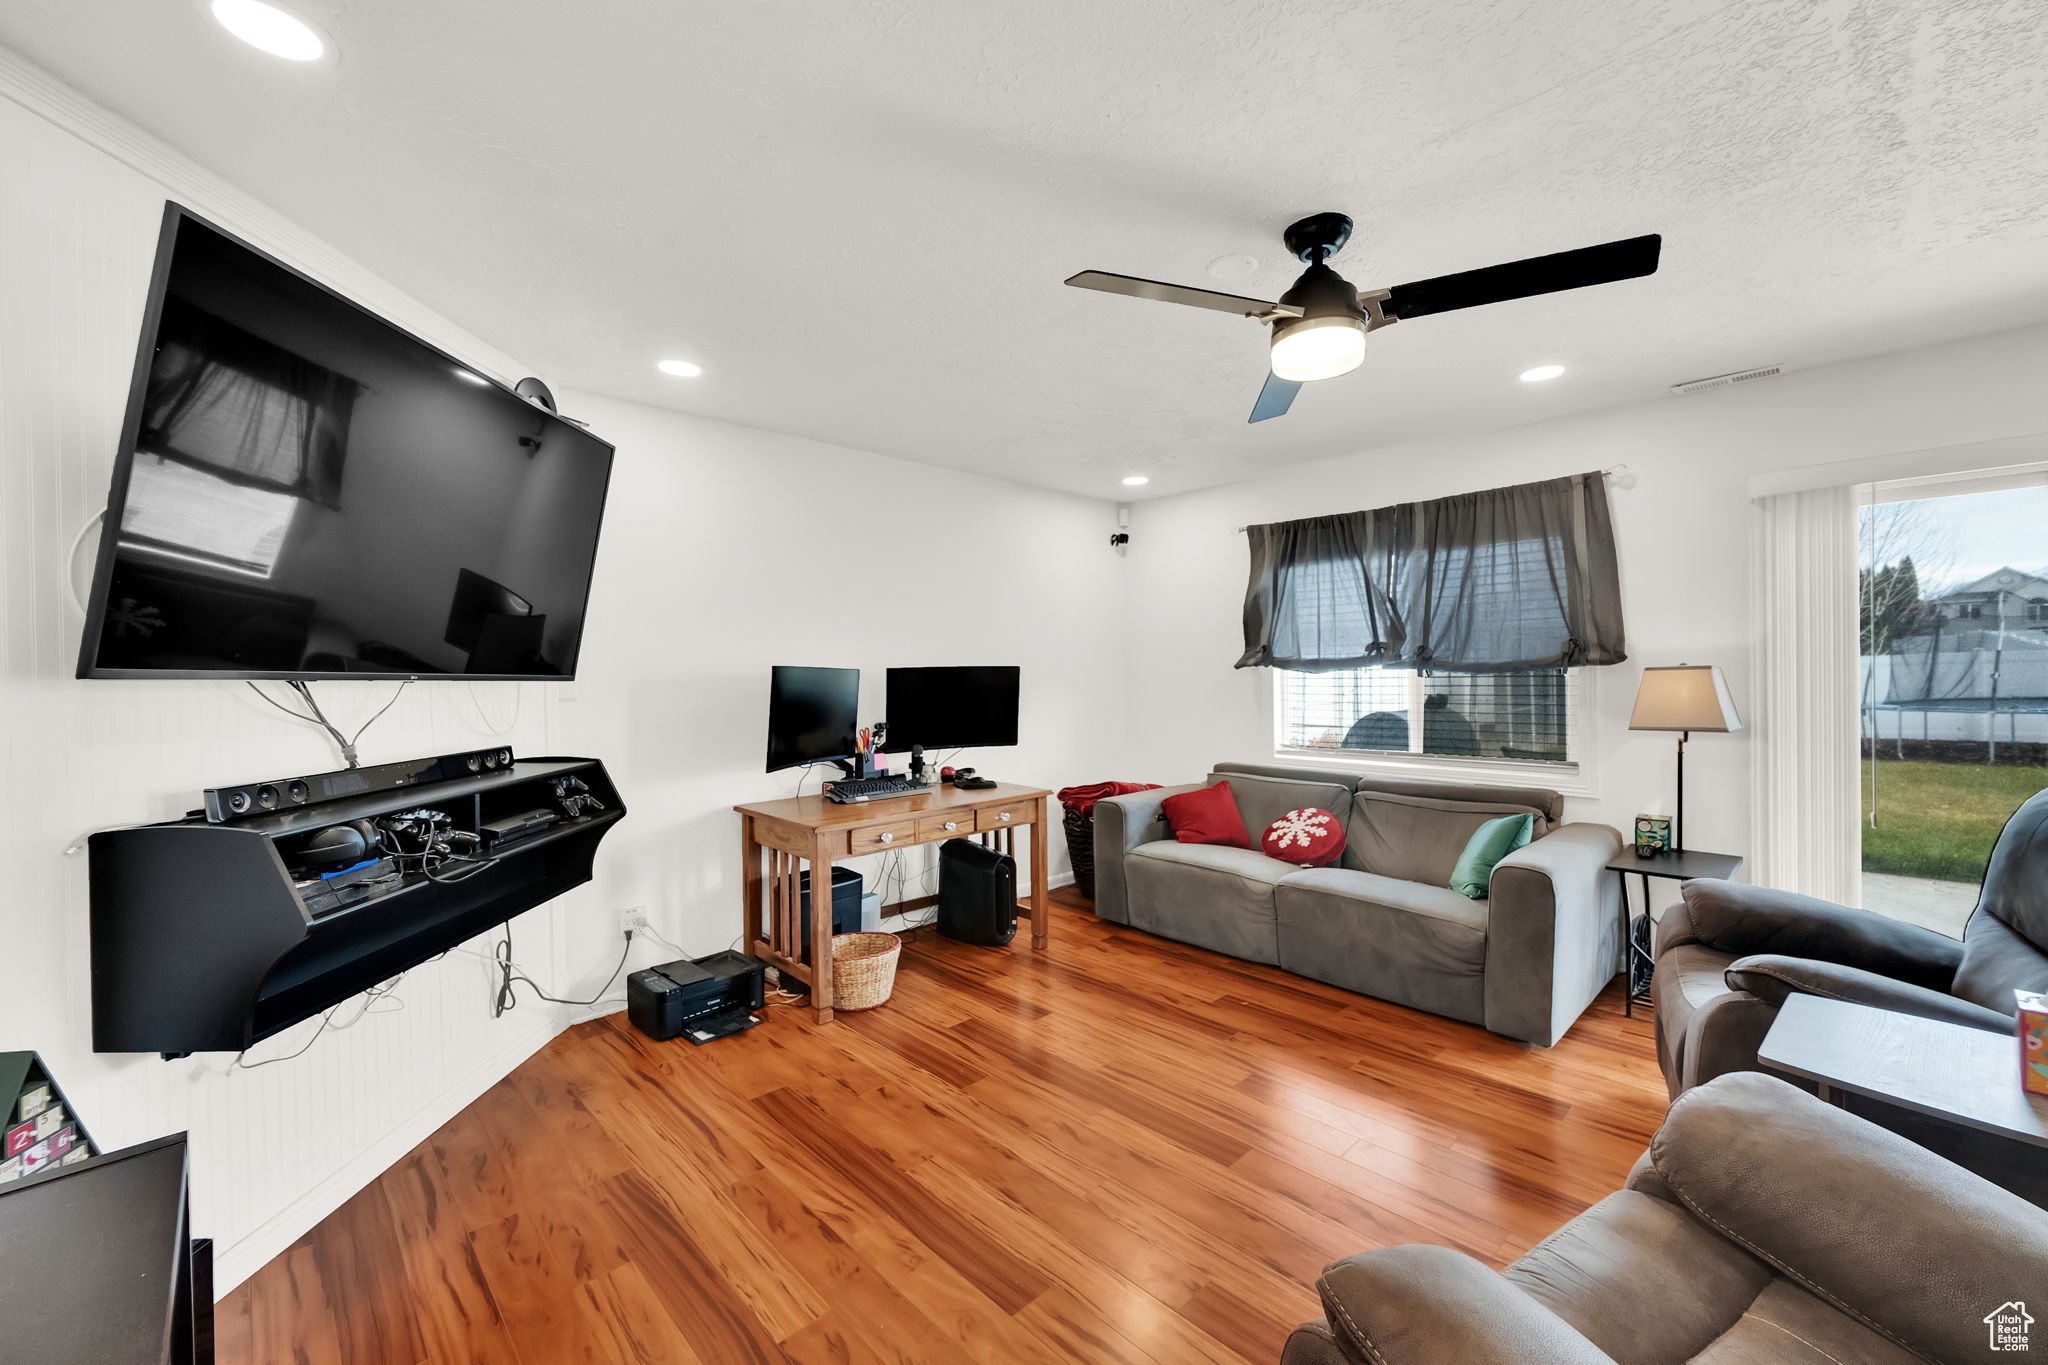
[884,666,1020,752]
[766,665,860,773]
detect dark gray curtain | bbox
[141,299,356,508]
[1238,471,1626,673]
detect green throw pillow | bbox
[1449,813,1533,900]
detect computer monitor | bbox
[765,666,860,773]
[883,666,1020,752]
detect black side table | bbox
[1605,848,1743,1016]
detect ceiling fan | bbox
[1064,213,1661,423]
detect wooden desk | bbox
[735,781,1051,1022]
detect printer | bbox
[626,949,766,1044]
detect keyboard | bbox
[824,775,922,804]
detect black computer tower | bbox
[798,867,863,963]
[937,839,1016,946]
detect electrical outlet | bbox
[620,905,649,938]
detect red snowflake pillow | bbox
[1261,807,1346,867]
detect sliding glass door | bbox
[1859,472,2048,935]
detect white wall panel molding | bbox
[210,1012,558,1290]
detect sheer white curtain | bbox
[1750,485,1861,901]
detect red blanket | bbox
[1056,781,1161,815]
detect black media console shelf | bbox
[90,757,625,1057]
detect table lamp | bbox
[1628,664,1742,852]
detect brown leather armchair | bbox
[1280,1072,2048,1365]
[1653,787,2048,1098]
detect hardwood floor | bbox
[215,890,1668,1364]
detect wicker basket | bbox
[1062,805,1097,900]
[829,932,901,1010]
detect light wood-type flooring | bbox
[216,889,1667,1364]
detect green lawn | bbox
[1862,760,2048,882]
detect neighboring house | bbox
[1984,1301,2034,1352]
[1937,566,2048,626]
[1864,569,2048,745]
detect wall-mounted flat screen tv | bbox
[76,204,615,680]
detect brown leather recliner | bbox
[1279,1072,2048,1365]
[1653,787,2048,1098]
[1651,788,2048,1204]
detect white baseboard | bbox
[210,1017,558,1294]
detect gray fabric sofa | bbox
[1280,1071,2048,1365]
[1094,762,1622,1046]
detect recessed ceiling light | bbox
[1207,254,1259,281]
[210,0,327,61]
[1519,364,1566,383]
[1121,475,1150,486]
[657,359,703,378]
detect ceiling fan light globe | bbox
[1270,316,1366,382]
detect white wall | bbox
[551,393,1124,974]
[1119,322,2048,881]
[0,69,1124,1294]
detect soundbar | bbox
[202,747,516,823]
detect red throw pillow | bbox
[1261,807,1346,867]
[1161,781,1252,849]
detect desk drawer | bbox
[918,814,972,841]
[848,820,919,855]
[975,802,1032,832]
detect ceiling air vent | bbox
[1669,365,1782,396]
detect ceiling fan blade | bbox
[1382,234,1661,321]
[1065,270,1281,318]
[1248,371,1301,423]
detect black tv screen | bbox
[76,205,614,680]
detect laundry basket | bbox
[1062,805,1097,899]
[1055,782,1162,901]
[829,932,901,1010]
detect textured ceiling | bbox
[5,1,2047,499]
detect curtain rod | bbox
[1233,464,1628,532]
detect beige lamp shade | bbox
[1629,664,1743,733]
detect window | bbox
[1276,666,1587,787]
[119,452,299,576]
[1859,470,2048,938]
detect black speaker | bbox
[937,839,1016,946]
